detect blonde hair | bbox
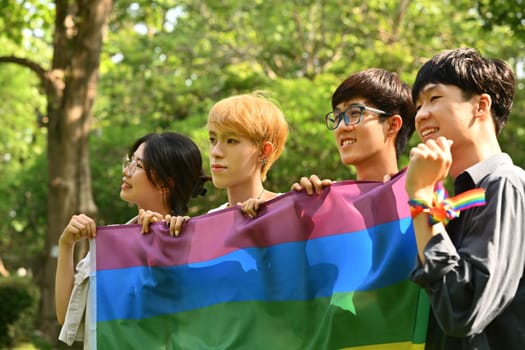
[207,91,288,181]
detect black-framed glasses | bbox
[122,156,142,176]
[325,103,393,130]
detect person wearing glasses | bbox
[406,48,525,349]
[55,132,208,347]
[292,68,415,193]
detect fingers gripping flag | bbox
[89,170,429,349]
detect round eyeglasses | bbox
[325,103,393,130]
[122,156,142,176]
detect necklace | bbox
[256,188,265,200]
[226,188,265,208]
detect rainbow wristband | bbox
[408,187,486,225]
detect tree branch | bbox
[0,55,48,82]
[0,55,62,97]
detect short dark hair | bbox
[128,132,209,216]
[412,48,515,134]
[331,68,415,158]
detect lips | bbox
[211,164,227,172]
[121,180,131,190]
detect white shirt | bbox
[58,216,137,348]
[58,253,91,348]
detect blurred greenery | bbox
[0,277,39,348]
[1,0,524,347]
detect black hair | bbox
[127,132,209,216]
[412,48,515,134]
[331,68,416,158]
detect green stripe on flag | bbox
[97,280,427,349]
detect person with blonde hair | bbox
[207,91,288,211]
[141,91,289,235]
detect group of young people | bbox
[55,47,525,349]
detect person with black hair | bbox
[406,48,525,349]
[55,132,208,347]
[292,68,415,192]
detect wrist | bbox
[58,233,75,248]
[407,187,435,204]
[408,187,486,226]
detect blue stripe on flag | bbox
[97,218,414,322]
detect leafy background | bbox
[0,0,524,346]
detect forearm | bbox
[55,239,75,325]
[412,215,444,263]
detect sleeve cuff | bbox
[410,232,460,286]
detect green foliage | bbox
[0,0,54,58]
[267,76,353,186]
[0,63,47,272]
[0,277,39,348]
[0,2,524,348]
[1,0,525,293]
[476,0,525,40]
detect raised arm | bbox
[54,214,96,324]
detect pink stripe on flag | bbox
[96,170,409,271]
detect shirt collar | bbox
[455,153,513,193]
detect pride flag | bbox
[89,171,428,349]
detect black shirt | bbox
[410,153,525,349]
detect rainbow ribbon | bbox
[408,186,486,225]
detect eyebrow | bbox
[208,130,240,138]
[420,84,438,95]
[336,102,366,111]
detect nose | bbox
[415,105,431,125]
[210,142,223,158]
[122,166,132,177]
[122,159,135,177]
[334,119,356,136]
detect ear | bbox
[385,114,403,136]
[259,141,274,161]
[475,93,492,119]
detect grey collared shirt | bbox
[410,153,525,350]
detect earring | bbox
[261,158,267,165]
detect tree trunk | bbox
[35,0,113,341]
[0,1,113,342]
